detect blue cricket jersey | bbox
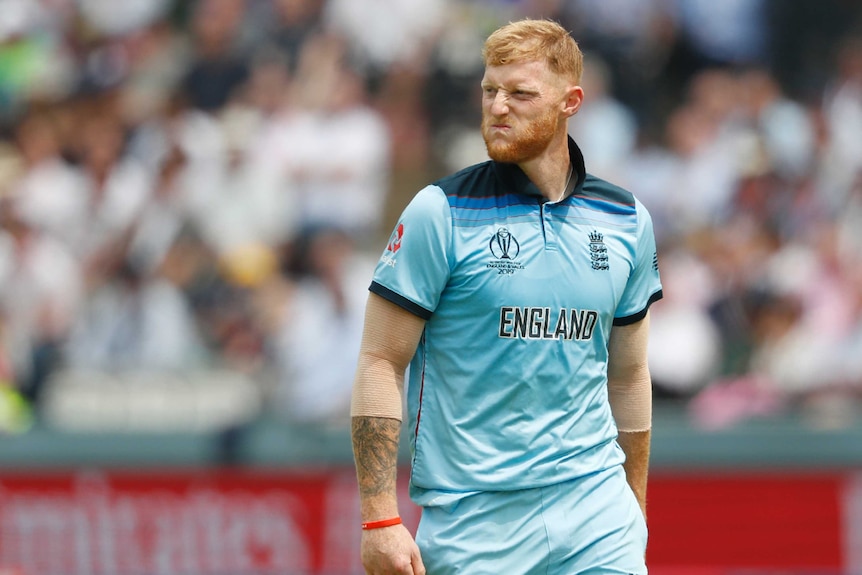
[370,138,663,505]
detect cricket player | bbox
[351,18,662,575]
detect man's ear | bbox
[562,85,584,118]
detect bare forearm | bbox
[352,415,402,520]
[617,429,650,519]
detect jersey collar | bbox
[491,136,587,200]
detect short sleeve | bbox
[369,185,452,319]
[613,199,663,325]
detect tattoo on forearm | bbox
[352,417,401,498]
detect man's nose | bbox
[490,92,509,116]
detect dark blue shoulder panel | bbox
[433,161,498,199]
[579,174,636,207]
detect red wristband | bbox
[361,516,402,530]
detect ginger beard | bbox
[482,104,561,164]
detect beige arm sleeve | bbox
[350,292,427,420]
[607,312,653,432]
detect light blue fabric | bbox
[415,465,648,574]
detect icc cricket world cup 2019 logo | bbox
[490,227,519,260]
[487,227,525,275]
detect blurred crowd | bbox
[0,0,861,432]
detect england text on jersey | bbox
[498,306,598,341]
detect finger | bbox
[412,549,426,575]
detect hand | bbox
[361,523,426,574]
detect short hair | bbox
[483,19,583,83]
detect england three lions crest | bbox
[589,230,609,271]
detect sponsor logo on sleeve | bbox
[381,223,404,267]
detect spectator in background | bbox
[647,246,721,399]
[190,50,301,256]
[561,0,676,125]
[182,0,250,112]
[835,175,862,282]
[618,70,748,243]
[567,55,638,182]
[116,15,193,129]
[767,0,862,102]
[822,37,862,210]
[64,255,206,373]
[270,225,375,426]
[672,0,769,70]
[76,0,173,39]
[423,2,488,138]
[126,145,192,275]
[837,178,862,402]
[655,70,743,237]
[206,242,276,376]
[8,109,88,248]
[323,0,447,87]
[738,69,816,184]
[126,91,226,205]
[255,0,325,74]
[0,0,77,121]
[192,103,298,255]
[752,228,858,395]
[71,113,152,271]
[0,199,82,408]
[285,33,391,243]
[0,315,33,434]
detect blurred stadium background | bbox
[1,0,862,573]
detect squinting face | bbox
[481,59,568,164]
